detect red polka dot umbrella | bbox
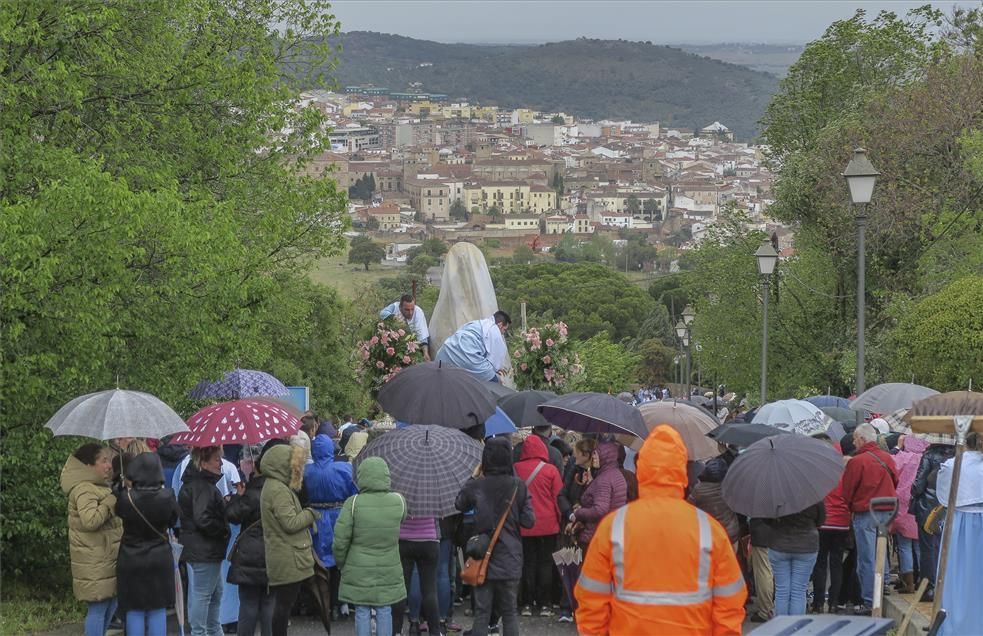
[170,399,302,447]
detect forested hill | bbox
[322,32,781,140]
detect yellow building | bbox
[463,182,556,215]
[512,109,536,125]
[406,101,435,117]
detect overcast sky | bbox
[330,1,971,45]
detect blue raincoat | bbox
[304,435,358,567]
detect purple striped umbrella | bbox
[189,368,289,400]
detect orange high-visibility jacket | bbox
[575,425,747,635]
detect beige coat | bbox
[60,455,123,602]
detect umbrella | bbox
[377,362,497,429]
[552,534,583,613]
[708,422,791,447]
[498,390,557,429]
[354,425,483,517]
[752,399,828,435]
[484,407,518,438]
[484,381,517,401]
[722,434,844,518]
[637,401,721,460]
[169,399,302,446]
[682,395,713,407]
[45,389,189,440]
[820,406,863,426]
[170,532,185,636]
[804,395,851,409]
[850,382,939,414]
[538,392,647,439]
[189,368,290,400]
[308,552,333,633]
[617,391,635,404]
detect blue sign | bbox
[285,386,310,413]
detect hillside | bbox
[322,32,780,140]
[677,43,804,77]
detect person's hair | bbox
[493,310,511,326]
[399,293,415,305]
[854,422,878,444]
[301,411,319,435]
[533,424,552,435]
[126,439,152,455]
[191,446,222,470]
[74,443,107,466]
[575,438,597,457]
[343,414,353,422]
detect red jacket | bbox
[841,442,898,513]
[514,435,563,536]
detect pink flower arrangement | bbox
[386,346,396,356]
[357,316,426,395]
[511,321,581,391]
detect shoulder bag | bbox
[461,485,518,587]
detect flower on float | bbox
[543,355,552,364]
[545,338,555,347]
[375,360,385,369]
[402,355,411,364]
[397,329,406,337]
[386,347,396,356]
[520,363,528,371]
[513,350,522,359]
[544,368,555,381]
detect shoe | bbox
[410,620,422,636]
[854,605,872,616]
[539,607,554,617]
[749,612,770,623]
[900,572,915,594]
[454,597,464,607]
[443,620,463,632]
[222,623,238,634]
[489,623,500,635]
[420,621,430,632]
[923,586,935,602]
[521,605,533,616]
[809,605,824,614]
[558,612,574,623]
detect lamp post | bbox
[678,305,696,397]
[842,148,880,396]
[755,239,779,405]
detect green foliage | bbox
[573,332,641,393]
[0,582,83,634]
[552,233,616,265]
[552,172,565,196]
[349,174,376,201]
[485,239,501,249]
[407,254,438,276]
[450,198,469,220]
[492,262,658,342]
[890,276,983,390]
[635,339,676,386]
[512,245,536,264]
[550,115,565,124]
[617,237,659,271]
[511,322,582,392]
[0,0,348,584]
[648,275,690,316]
[625,195,641,215]
[348,236,386,270]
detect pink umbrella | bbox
[169,399,302,446]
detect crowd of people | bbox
[60,399,982,636]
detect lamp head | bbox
[682,304,696,325]
[675,320,687,340]
[842,147,880,204]
[755,239,779,276]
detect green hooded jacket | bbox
[60,455,123,602]
[333,457,407,606]
[260,444,319,586]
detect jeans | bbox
[125,608,167,636]
[895,535,916,574]
[470,579,519,636]
[393,540,441,635]
[271,581,304,636]
[917,524,941,587]
[85,598,118,636]
[354,605,392,636]
[852,512,887,605]
[189,561,224,636]
[521,535,556,608]
[812,529,849,610]
[769,550,818,616]
[238,584,275,636]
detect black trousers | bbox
[521,535,556,608]
[238,584,275,636]
[812,529,849,610]
[471,579,519,636]
[392,540,442,635]
[271,580,304,636]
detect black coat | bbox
[762,503,826,554]
[178,464,230,562]
[225,475,268,586]
[910,444,957,521]
[455,438,535,581]
[116,453,180,611]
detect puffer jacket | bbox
[821,445,851,531]
[226,475,267,586]
[763,503,825,553]
[574,426,746,635]
[178,463,229,562]
[304,435,358,567]
[334,457,407,605]
[513,434,564,536]
[61,455,123,602]
[574,441,627,546]
[890,436,929,540]
[689,482,741,544]
[261,444,320,586]
[910,443,956,523]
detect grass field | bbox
[309,253,405,299]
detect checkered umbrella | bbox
[188,368,290,400]
[169,399,302,447]
[353,425,483,517]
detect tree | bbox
[348,236,386,270]
[574,332,641,393]
[365,215,380,231]
[449,198,468,220]
[407,254,437,277]
[0,0,347,585]
[635,339,676,386]
[552,172,565,196]
[488,205,503,221]
[513,245,535,264]
[643,198,661,221]
[551,115,565,124]
[625,195,641,215]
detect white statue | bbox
[428,242,501,357]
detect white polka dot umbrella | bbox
[169,399,302,447]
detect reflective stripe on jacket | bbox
[575,425,746,635]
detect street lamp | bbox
[842,148,880,396]
[755,239,779,405]
[676,312,695,397]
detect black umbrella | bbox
[377,361,497,429]
[484,381,517,401]
[353,425,483,517]
[538,392,647,439]
[721,434,844,518]
[499,390,557,429]
[708,422,791,447]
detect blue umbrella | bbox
[804,395,851,409]
[484,407,517,438]
[189,368,290,400]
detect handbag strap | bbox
[484,485,519,557]
[126,489,170,544]
[865,451,895,480]
[524,461,546,487]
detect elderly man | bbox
[380,293,431,360]
[840,422,898,613]
[435,311,511,382]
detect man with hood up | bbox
[304,434,358,569]
[575,425,747,635]
[455,437,535,636]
